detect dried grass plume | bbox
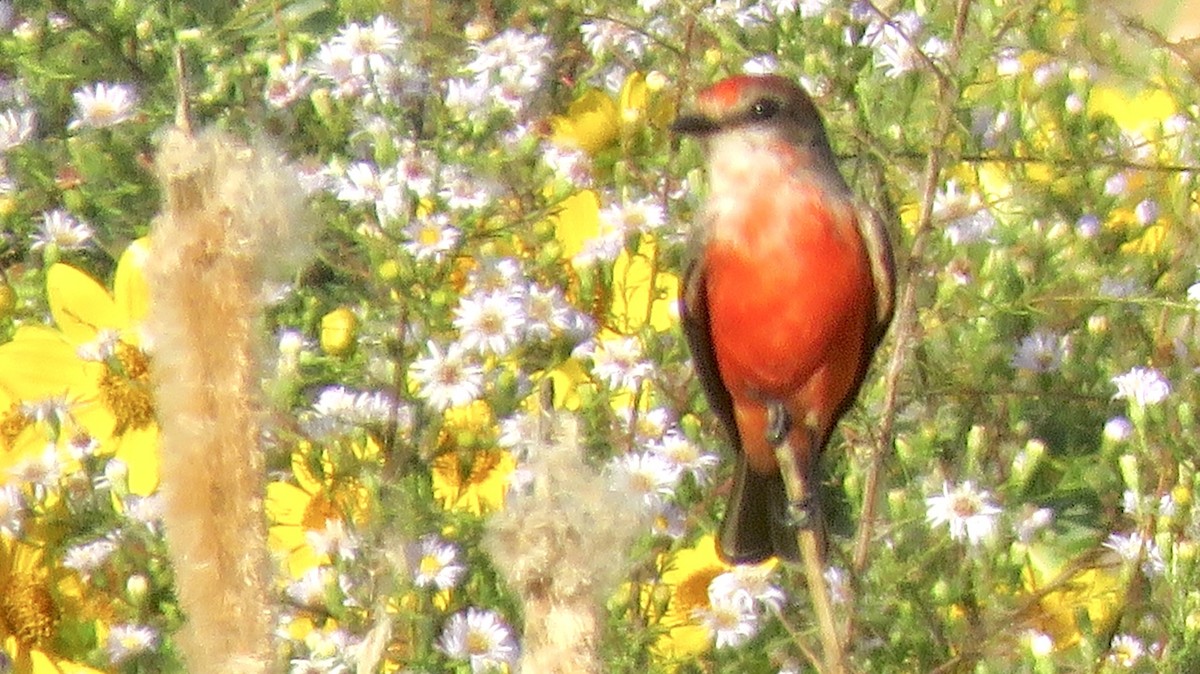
[145,127,313,674]
[485,415,652,674]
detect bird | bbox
[673,74,896,564]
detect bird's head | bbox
[672,74,834,158]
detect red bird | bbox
[674,75,895,564]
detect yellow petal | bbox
[610,238,680,334]
[267,480,313,529]
[618,72,648,123]
[47,264,120,344]
[550,89,620,155]
[0,326,102,400]
[114,238,151,331]
[551,190,601,261]
[115,424,160,496]
[1089,85,1176,137]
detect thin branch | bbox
[852,0,974,574]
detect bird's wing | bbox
[679,257,740,448]
[856,201,897,350]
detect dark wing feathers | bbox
[680,258,799,563]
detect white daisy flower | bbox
[265,63,311,109]
[600,195,667,235]
[453,290,527,357]
[541,144,591,187]
[693,582,760,649]
[437,608,518,674]
[584,335,652,391]
[0,108,35,151]
[307,386,405,437]
[1011,329,1067,373]
[466,256,523,295]
[1103,531,1165,577]
[580,19,648,59]
[925,480,1002,546]
[438,166,494,211]
[286,566,336,608]
[650,430,719,485]
[408,341,484,412]
[401,213,460,262]
[394,147,437,198]
[106,623,158,666]
[331,16,402,76]
[67,82,137,130]
[62,537,118,578]
[522,284,573,341]
[31,209,93,252]
[305,519,360,562]
[412,535,466,591]
[1111,367,1170,407]
[709,566,787,614]
[1106,633,1145,668]
[443,76,489,117]
[335,161,394,205]
[10,444,64,490]
[607,451,682,510]
[309,41,365,98]
[0,484,24,537]
[934,180,996,245]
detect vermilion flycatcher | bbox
[674,74,895,564]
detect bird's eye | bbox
[749,97,781,121]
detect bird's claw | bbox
[784,496,814,530]
[766,403,792,448]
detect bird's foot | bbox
[766,403,792,448]
[784,495,815,530]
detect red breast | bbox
[703,183,875,474]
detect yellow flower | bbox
[1089,85,1176,139]
[610,237,680,335]
[653,536,730,661]
[0,538,105,674]
[430,448,515,515]
[549,190,601,262]
[266,439,376,578]
[649,535,775,663]
[0,239,158,495]
[1021,544,1124,650]
[320,306,358,356]
[552,90,619,155]
[550,72,667,155]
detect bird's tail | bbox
[717,455,804,564]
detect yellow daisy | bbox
[651,535,775,663]
[430,448,515,516]
[266,438,376,578]
[1021,543,1124,650]
[0,538,105,674]
[550,72,669,155]
[0,239,158,495]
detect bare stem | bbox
[852,0,974,575]
[774,441,845,674]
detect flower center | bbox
[419,554,444,577]
[99,343,155,433]
[951,494,980,519]
[0,403,30,452]
[0,570,58,648]
[465,628,491,656]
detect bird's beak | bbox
[671,113,720,137]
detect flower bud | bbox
[320,307,358,356]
